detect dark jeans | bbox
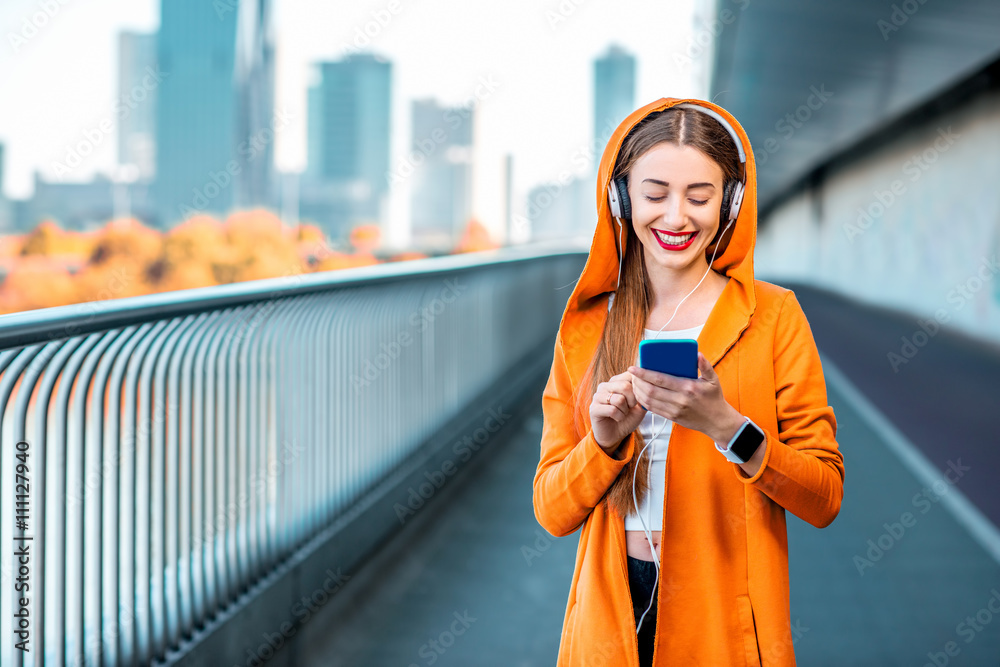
[627,555,658,667]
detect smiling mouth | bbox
[652,229,698,249]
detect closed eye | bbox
[643,196,709,205]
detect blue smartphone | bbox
[638,339,698,379]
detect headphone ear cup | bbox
[720,180,735,225]
[728,181,745,222]
[615,178,632,222]
[607,182,622,219]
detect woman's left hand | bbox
[628,352,745,445]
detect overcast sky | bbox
[0,0,709,238]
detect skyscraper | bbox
[0,143,10,232]
[302,53,392,239]
[409,98,474,247]
[522,43,635,241]
[118,31,157,180]
[234,0,276,212]
[526,177,591,242]
[527,46,636,242]
[154,0,275,228]
[594,45,636,153]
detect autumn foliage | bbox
[0,256,79,313]
[22,220,92,257]
[0,213,497,315]
[349,223,381,253]
[454,218,497,253]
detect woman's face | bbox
[627,141,725,274]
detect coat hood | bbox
[559,97,761,374]
[536,98,845,666]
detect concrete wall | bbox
[756,89,1000,345]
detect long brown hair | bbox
[572,105,742,520]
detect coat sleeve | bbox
[732,290,846,529]
[532,333,637,537]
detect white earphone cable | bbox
[616,212,736,635]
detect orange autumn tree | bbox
[349,223,381,253]
[19,219,94,259]
[210,210,306,283]
[0,213,451,316]
[297,223,326,246]
[0,256,78,313]
[295,223,331,267]
[313,250,380,272]
[148,215,226,292]
[0,220,90,312]
[314,222,381,272]
[388,251,429,262]
[454,218,497,253]
[0,234,23,260]
[73,218,162,302]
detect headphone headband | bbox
[607,102,747,224]
[672,103,747,166]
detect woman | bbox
[532,98,845,667]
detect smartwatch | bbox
[715,416,765,464]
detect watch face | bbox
[730,422,765,462]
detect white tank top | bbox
[623,323,705,532]
[607,291,706,532]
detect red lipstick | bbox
[652,229,698,251]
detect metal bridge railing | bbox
[0,241,587,666]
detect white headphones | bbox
[606,103,748,636]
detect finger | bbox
[607,391,631,415]
[628,365,687,392]
[593,403,625,422]
[607,379,638,407]
[633,375,686,413]
[595,390,629,417]
[697,352,716,381]
[632,378,662,413]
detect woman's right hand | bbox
[590,371,647,457]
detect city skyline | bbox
[155,0,277,225]
[302,53,392,239]
[117,30,156,180]
[409,97,475,247]
[0,0,704,240]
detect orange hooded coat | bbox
[532,97,846,666]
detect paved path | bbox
[302,284,1000,666]
[787,281,1000,530]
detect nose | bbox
[661,194,685,229]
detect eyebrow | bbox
[641,179,716,189]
